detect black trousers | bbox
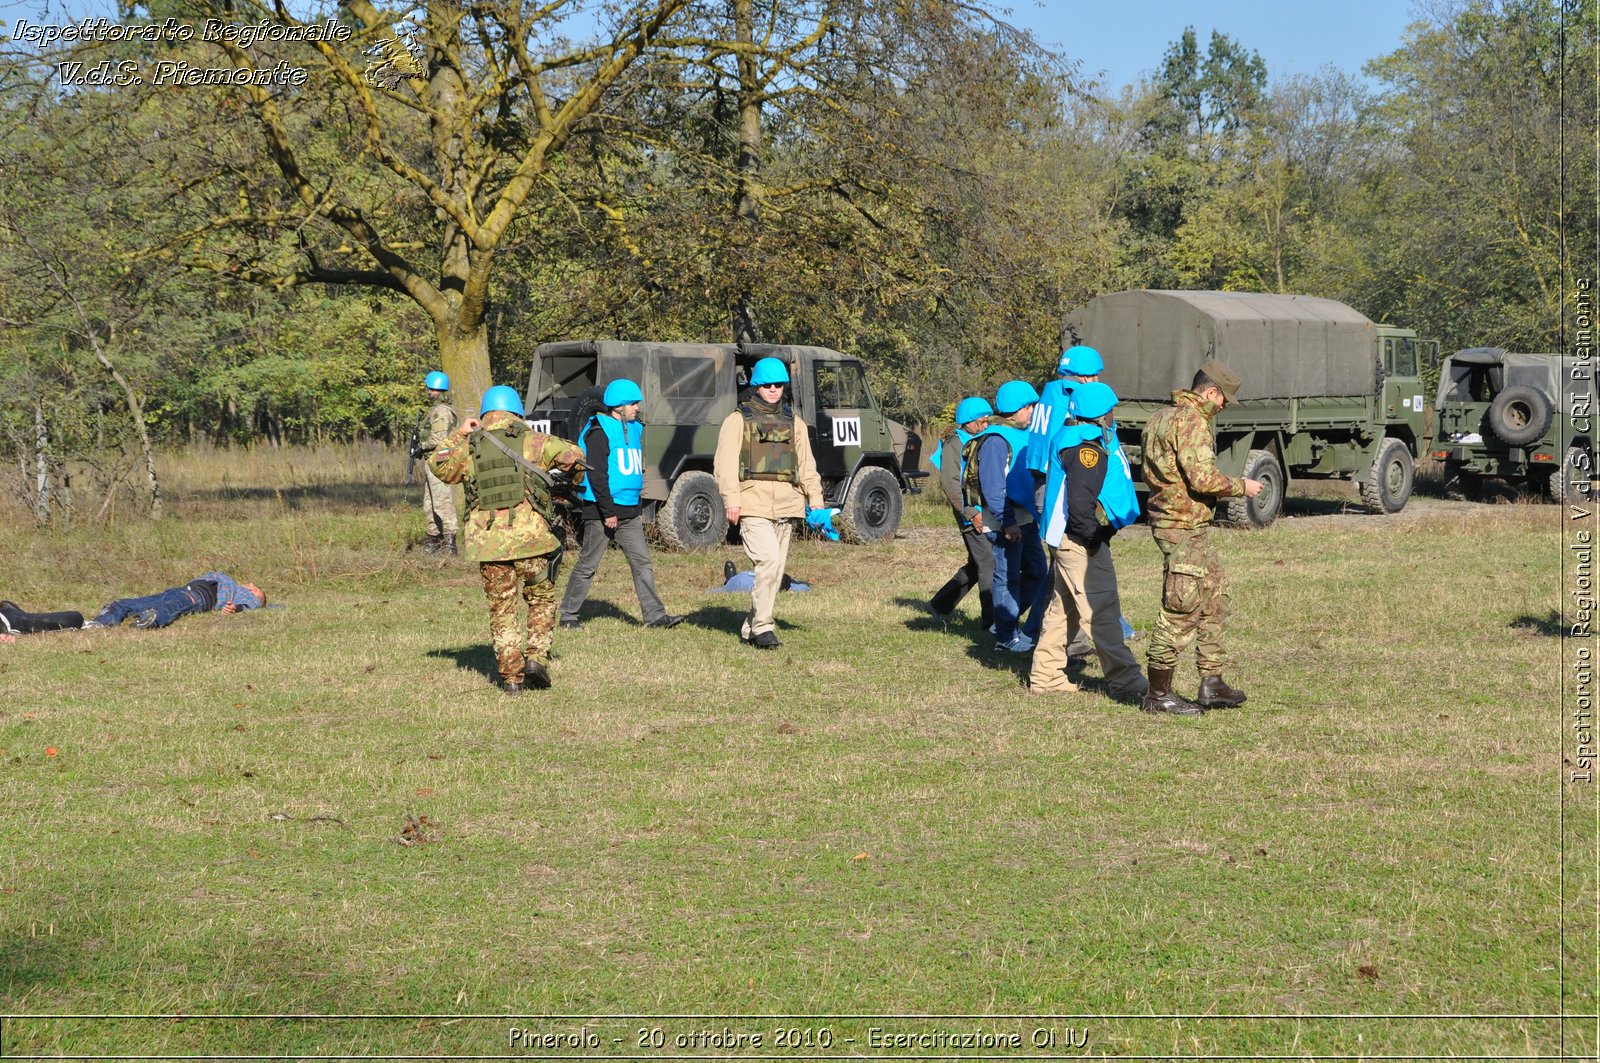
[930,519,994,626]
[0,601,84,634]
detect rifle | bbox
[405,421,422,486]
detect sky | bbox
[999,0,1424,91]
[4,0,1427,93]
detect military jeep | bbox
[523,341,924,549]
[1430,347,1595,502]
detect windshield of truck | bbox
[531,355,597,406]
[1394,338,1417,377]
[816,362,870,408]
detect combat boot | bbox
[524,660,552,689]
[501,679,524,696]
[1141,666,1204,716]
[444,534,458,556]
[421,533,443,554]
[1197,675,1246,709]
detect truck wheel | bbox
[1552,447,1595,504]
[837,466,903,544]
[1488,385,1554,447]
[1221,450,1283,528]
[1361,438,1414,514]
[654,471,727,551]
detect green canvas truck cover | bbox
[1435,347,1593,408]
[1064,289,1379,402]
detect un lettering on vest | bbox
[1028,401,1053,435]
[617,447,642,476]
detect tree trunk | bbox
[33,402,50,525]
[437,323,493,420]
[96,322,162,518]
[731,0,763,344]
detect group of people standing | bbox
[930,347,1264,716]
[419,357,825,693]
[417,350,1264,713]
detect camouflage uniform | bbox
[429,411,584,685]
[418,401,460,539]
[1142,389,1246,677]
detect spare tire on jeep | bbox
[1488,385,1554,447]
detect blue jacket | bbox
[974,425,1030,527]
[197,572,263,611]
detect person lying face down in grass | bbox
[83,572,265,630]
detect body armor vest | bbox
[466,421,553,519]
[738,401,799,483]
[960,425,1026,513]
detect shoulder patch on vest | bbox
[1078,448,1100,469]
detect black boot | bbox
[421,533,443,554]
[1198,675,1246,708]
[444,534,458,556]
[524,660,552,689]
[1141,666,1205,716]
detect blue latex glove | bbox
[806,507,841,541]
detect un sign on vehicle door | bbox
[831,416,861,446]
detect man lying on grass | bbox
[82,572,265,630]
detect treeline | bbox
[0,0,1592,521]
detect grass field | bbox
[0,444,1592,1058]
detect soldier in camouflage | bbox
[415,371,460,555]
[429,385,585,694]
[1141,360,1263,715]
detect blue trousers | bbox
[990,525,1046,642]
[93,586,210,629]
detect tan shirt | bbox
[713,408,824,519]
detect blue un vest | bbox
[928,427,975,473]
[1041,422,1140,546]
[976,424,1037,522]
[578,415,644,506]
[1024,378,1078,476]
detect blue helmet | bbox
[479,385,525,417]
[954,396,993,426]
[1057,345,1104,377]
[603,378,644,407]
[1070,381,1119,420]
[749,357,790,386]
[424,371,450,391]
[994,380,1040,415]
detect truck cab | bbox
[524,341,923,548]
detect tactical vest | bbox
[465,421,553,520]
[578,415,644,506]
[416,403,458,453]
[738,401,799,483]
[959,426,1026,513]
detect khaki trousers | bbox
[738,515,793,639]
[422,465,458,536]
[1029,538,1145,698]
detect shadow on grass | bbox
[426,643,499,680]
[1510,611,1571,637]
[890,594,984,634]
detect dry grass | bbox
[0,445,1589,1056]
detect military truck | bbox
[1430,347,1595,503]
[523,341,924,548]
[1063,290,1439,527]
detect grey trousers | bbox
[559,515,667,624]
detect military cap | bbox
[1199,359,1242,404]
